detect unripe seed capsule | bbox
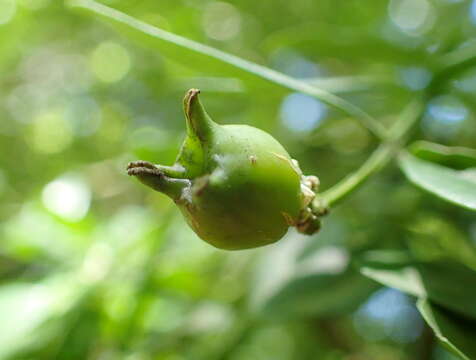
[128,89,321,250]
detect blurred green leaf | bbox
[405,214,476,271]
[257,271,377,319]
[399,152,476,211]
[67,0,387,139]
[0,276,82,359]
[357,249,414,269]
[64,0,342,102]
[417,298,476,360]
[0,284,51,358]
[417,261,476,320]
[360,261,425,298]
[2,0,476,358]
[361,253,476,320]
[251,236,377,319]
[409,141,476,170]
[261,21,429,65]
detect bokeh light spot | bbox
[454,68,476,93]
[28,110,73,154]
[280,93,326,133]
[388,0,433,35]
[354,288,423,343]
[0,0,16,25]
[399,67,431,90]
[271,50,321,79]
[422,95,468,139]
[471,0,476,24]
[298,246,349,276]
[65,96,102,137]
[428,97,468,123]
[202,2,242,41]
[90,42,131,83]
[42,175,91,222]
[79,242,113,284]
[187,302,233,333]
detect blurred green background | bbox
[1,0,476,359]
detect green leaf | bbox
[66,0,386,139]
[399,152,476,211]
[260,22,428,65]
[357,249,414,269]
[417,299,476,360]
[409,141,476,170]
[360,252,476,320]
[0,276,82,359]
[360,263,425,298]
[416,261,476,320]
[250,235,377,319]
[259,271,377,319]
[405,214,476,271]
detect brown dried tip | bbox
[126,160,161,176]
[184,88,201,119]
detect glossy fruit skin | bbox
[180,124,302,249]
[127,89,317,250]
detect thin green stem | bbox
[318,142,397,207]
[69,0,476,213]
[306,75,394,94]
[316,41,476,209]
[436,41,476,75]
[387,99,426,141]
[317,99,424,207]
[67,0,387,140]
[428,42,476,96]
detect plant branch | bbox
[436,41,476,77]
[317,99,424,208]
[306,75,394,94]
[68,0,476,214]
[315,41,476,209]
[428,41,476,96]
[67,0,387,140]
[318,142,397,208]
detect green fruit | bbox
[127,89,320,250]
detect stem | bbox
[70,0,476,212]
[316,42,476,209]
[317,99,424,208]
[67,0,387,140]
[319,142,398,207]
[435,42,476,77]
[428,42,476,96]
[306,74,394,94]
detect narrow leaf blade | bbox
[399,152,476,211]
[417,299,476,360]
[360,266,425,298]
[360,252,476,320]
[251,236,376,319]
[409,141,476,170]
